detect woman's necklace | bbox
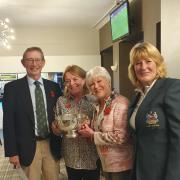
[94,93,115,130]
[64,94,84,115]
[103,96,112,115]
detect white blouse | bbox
[129,80,157,129]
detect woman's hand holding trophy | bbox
[55,113,78,138]
[76,113,90,130]
[51,120,62,136]
[52,105,92,138]
[53,109,91,138]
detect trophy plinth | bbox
[66,129,77,138]
[56,113,78,138]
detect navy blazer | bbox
[3,76,62,166]
[128,78,180,180]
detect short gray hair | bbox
[86,66,111,89]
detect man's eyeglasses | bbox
[24,58,43,64]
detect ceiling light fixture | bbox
[0,18,15,49]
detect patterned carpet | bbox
[0,137,104,180]
[0,144,67,180]
[0,145,22,180]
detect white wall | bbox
[0,27,101,72]
[161,0,180,78]
[0,55,101,73]
[143,0,180,78]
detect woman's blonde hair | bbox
[128,42,167,88]
[63,65,88,97]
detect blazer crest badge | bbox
[146,111,160,128]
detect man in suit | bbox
[3,47,62,180]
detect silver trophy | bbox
[56,113,78,138]
[76,113,90,126]
[55,110,90,138]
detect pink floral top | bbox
[93,93,133,172]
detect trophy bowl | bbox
[76,113,90,126]
[56,113,78,138]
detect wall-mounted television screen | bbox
[110,1,130,41]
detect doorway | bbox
[119,42,135,100]
[100,46,113,88]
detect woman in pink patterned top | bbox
[79,66,133,180]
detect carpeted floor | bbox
[0,144,104,180]
[0,144,67,180]
[0,127,104,180]
[0,145,23,180]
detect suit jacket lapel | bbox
[21,76,35,124]
[128,92,141,134]
[128,92,141,118]
[43,79,51,123]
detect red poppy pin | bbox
[65,103,71,109]
[104,106,111,115]
[50,90,55,98]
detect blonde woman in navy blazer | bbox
[128,42,180,180]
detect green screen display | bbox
[110,2,129,41]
